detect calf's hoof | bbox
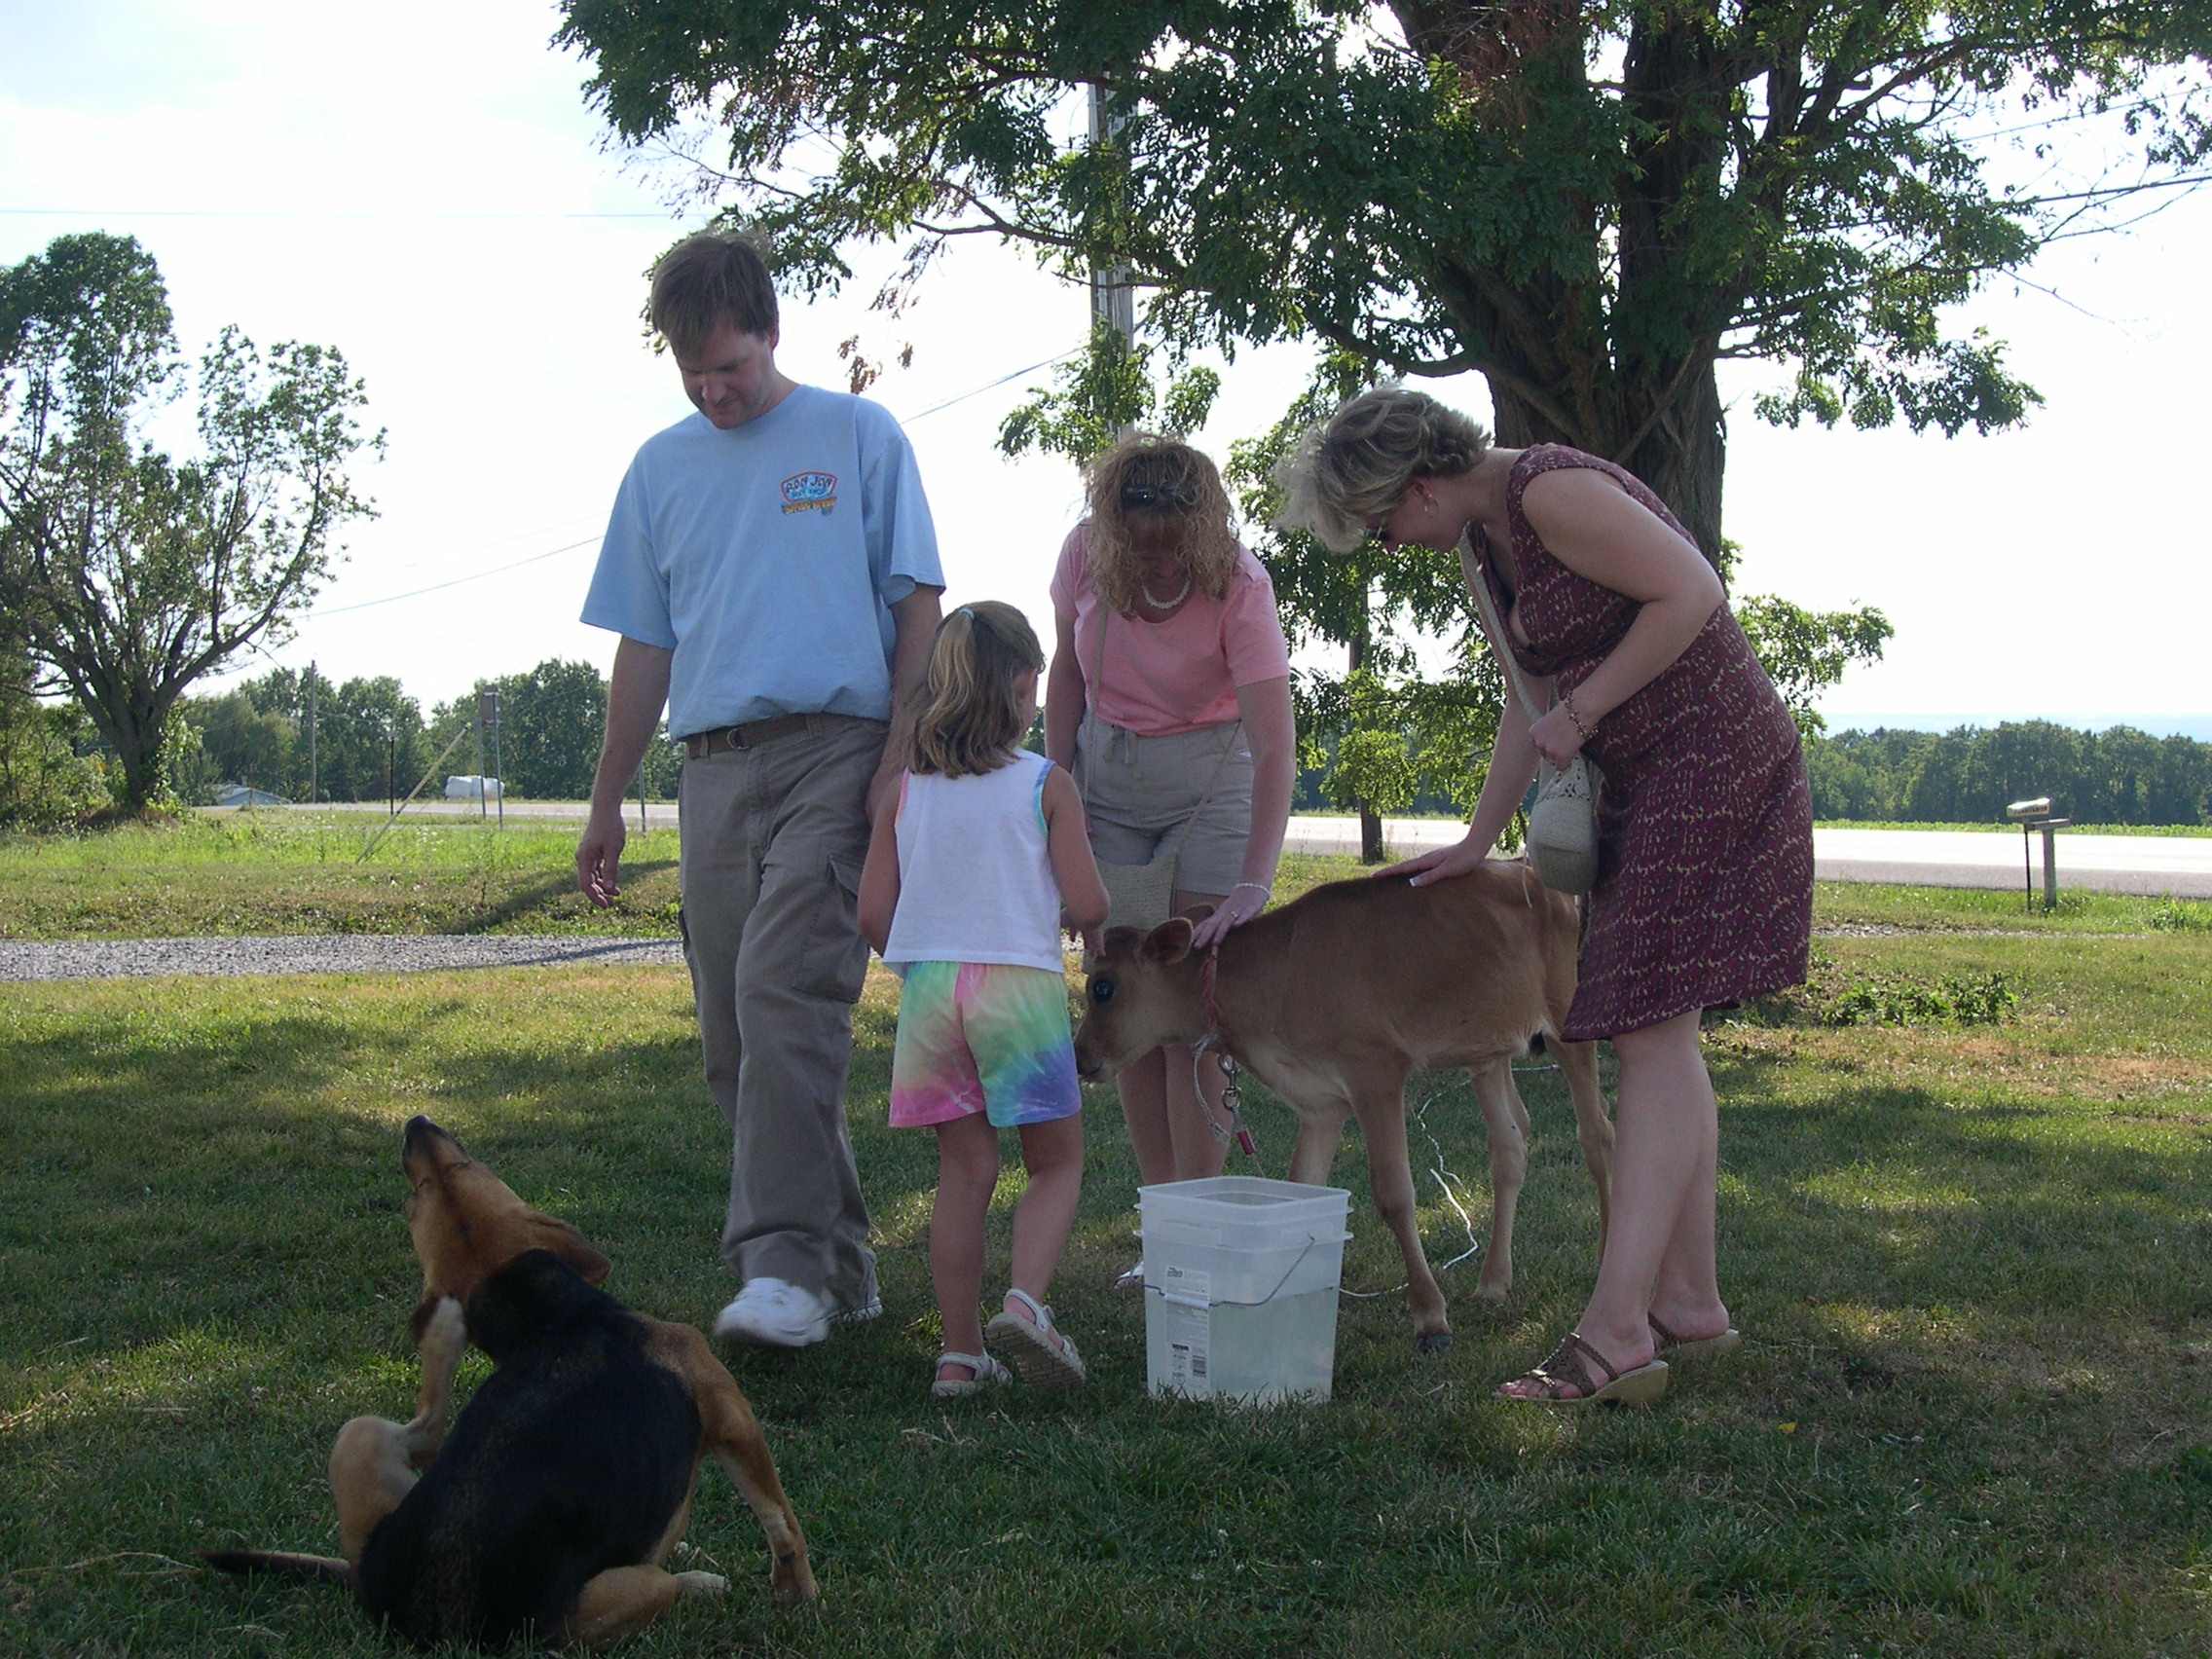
[1414,1329,1454,1355]
[675,1572,727,1598]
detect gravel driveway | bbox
[0,935,685,982]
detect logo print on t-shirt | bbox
[780,471,838,515]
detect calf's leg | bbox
[1284,1104,1347,1186]
[1467,1060,1529,1302]
[1552,1037,1614,1257]
[1346,1070,1450,1352]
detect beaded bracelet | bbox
[1559,690,1595,743]
[1231,882,1272,905]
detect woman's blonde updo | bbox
[1273,386,1492,552]
[1082,435,1242,615]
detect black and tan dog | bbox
[203,1115,816,1647]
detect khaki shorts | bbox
[1075,719,1253,899]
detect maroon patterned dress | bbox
[1473,446,1812,1039]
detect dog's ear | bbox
[1141,916,1196,964]
[536,1217,612,1286]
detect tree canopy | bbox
[559,0,2212,558]
[0,233,382,814]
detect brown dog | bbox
[203,1115,815,1647]
[1074,862,1612,1352]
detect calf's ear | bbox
[1141,917,1197,964]
[1098,925,1144,960]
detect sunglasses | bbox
[1119,480,1197,509]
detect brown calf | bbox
[1073,861,1612,1352]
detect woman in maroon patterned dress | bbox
[1279,387,1811,1407]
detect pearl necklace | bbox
[1138,570,1192,610]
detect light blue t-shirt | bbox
[580,385,943,737]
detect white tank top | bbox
[882,749,1065,972]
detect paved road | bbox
[1275,818,2212,899]
[0,935,683,982]
[222,803,2212,899]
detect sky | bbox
[5,0,2209,739]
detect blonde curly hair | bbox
[1274,386,1492,552]
[1081,435,1242,615]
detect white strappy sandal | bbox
[931,1348,1012,1400]
[984,1287,1087,1391]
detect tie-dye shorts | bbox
[888,960,1083,1128]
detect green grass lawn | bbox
[0,815,686,940]
[1,842,2209,1655]
[6,812,2210,943]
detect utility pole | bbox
[306,661,317,806]
[479,685,504,829]
[1087,85,1135,355]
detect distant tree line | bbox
[1282,719,2212,829]
[1806,723,2212,826]
[10,649,2210,829]
[164,656,678,807]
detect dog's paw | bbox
[674,1571,727,1598]
[771,1555,819,1605]
[1415,1329,1455,1355]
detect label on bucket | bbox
[1160,1267,1210,1397]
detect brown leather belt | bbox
[682,714,814,759]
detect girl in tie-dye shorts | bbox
[857,603,1110,1400]
[888,961,1083,1129]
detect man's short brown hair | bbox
[648,231,779,357]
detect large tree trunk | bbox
[78,677,176,818]
[1430,2,1733,568]
[1485,360,1725,568]
[1349,613,1384,863]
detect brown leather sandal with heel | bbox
[1498,1331,1669,1408]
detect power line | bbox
[897,350,1081,424]
[303,350,1085,615]
[312,536,599,616]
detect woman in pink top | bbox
[1045,437,1296,1264]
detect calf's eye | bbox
[1091,978,1115,1003]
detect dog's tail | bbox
[198,1548,351,1585]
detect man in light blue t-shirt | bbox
[577,231,943,1347]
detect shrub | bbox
[1824,970,2019,1027]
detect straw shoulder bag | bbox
[1461,532,1603,895]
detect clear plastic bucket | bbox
[1138,1176,1351,1405]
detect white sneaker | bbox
[712,1277,830,1347]
[830,1294,884,1326]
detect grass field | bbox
[5,813,2210,943]
[1,833,2209,1656]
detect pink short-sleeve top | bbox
[1049,522,1292,736]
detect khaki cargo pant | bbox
[678,714,883,1310]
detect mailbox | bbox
[2004,797,2070,910]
